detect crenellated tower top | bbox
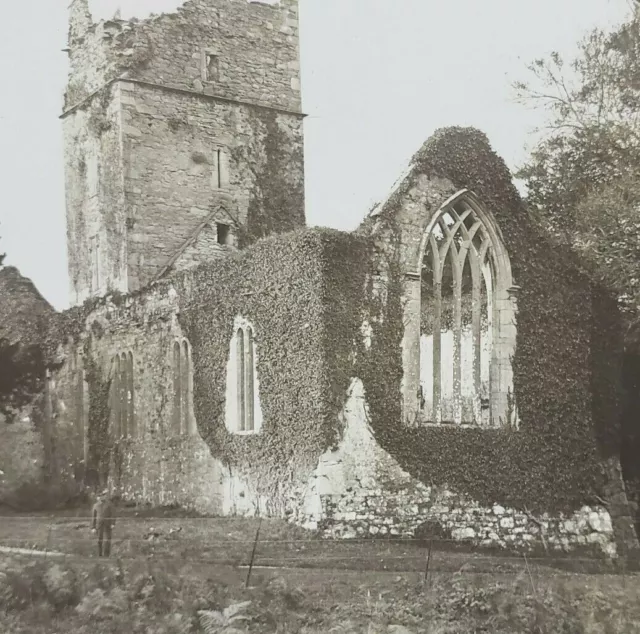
[64,0,302,114]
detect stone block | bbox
[588,511,612,533]
[452,527,475,540]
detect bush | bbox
[43,563,79,610]
[1,479,88,512]
[75,587,128,621]
[0,560,48,611]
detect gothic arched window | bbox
[228,321,260,434]
[110,351,135,439]
[172,338,194,436]
[418,192,517,427]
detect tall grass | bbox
[1,555,639,633]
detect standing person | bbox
[91,489,116,557]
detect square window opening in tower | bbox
[217,223,232,246]
[204,52,220,83]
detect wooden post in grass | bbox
[424,539,433,588]
[245,517,263,588]
[45,523,53,559]
[523,553,537,596]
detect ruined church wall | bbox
[120,80,304,290]
[173,229,341,516]
[49,229,341,516]
[325,127,635,555]
[294,380,617,557]
[49,288,225,513]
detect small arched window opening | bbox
[172,338,194,436]
[417,192,518,427]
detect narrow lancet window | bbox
[227,320,260,434]
[236,328,246,431]
[245,327,255,432]
[109,351,135,439]
[181,339,192,434]
[172,341,182,435]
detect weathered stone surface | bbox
[63,0,305,305]
[452,527,476,540]
[290,379,618,557]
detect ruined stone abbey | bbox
[2,0,639,558]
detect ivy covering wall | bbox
[174,229,368,511]
[356,127,624,515]
[43,129,628,526]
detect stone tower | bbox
[62,0,305,306]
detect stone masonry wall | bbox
[64,0,305,303]
[293,379,618,558]
[120,80,304,291]
[52,287,219,511]
[170,225,232,274]
[50,279,273,516]
[63,82,128,305]
[66,0,302,113]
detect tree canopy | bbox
[0,228,46,421]
[515,7,640,316]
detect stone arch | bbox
[401,189,518,427]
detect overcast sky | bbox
[0,0,632,310]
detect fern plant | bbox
[197,600,252,634]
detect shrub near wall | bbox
[356,127,622,518]
[175,229,367,513]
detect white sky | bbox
[0,0,632,310]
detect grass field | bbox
[1,506,640,633]
[0,505,622,574]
